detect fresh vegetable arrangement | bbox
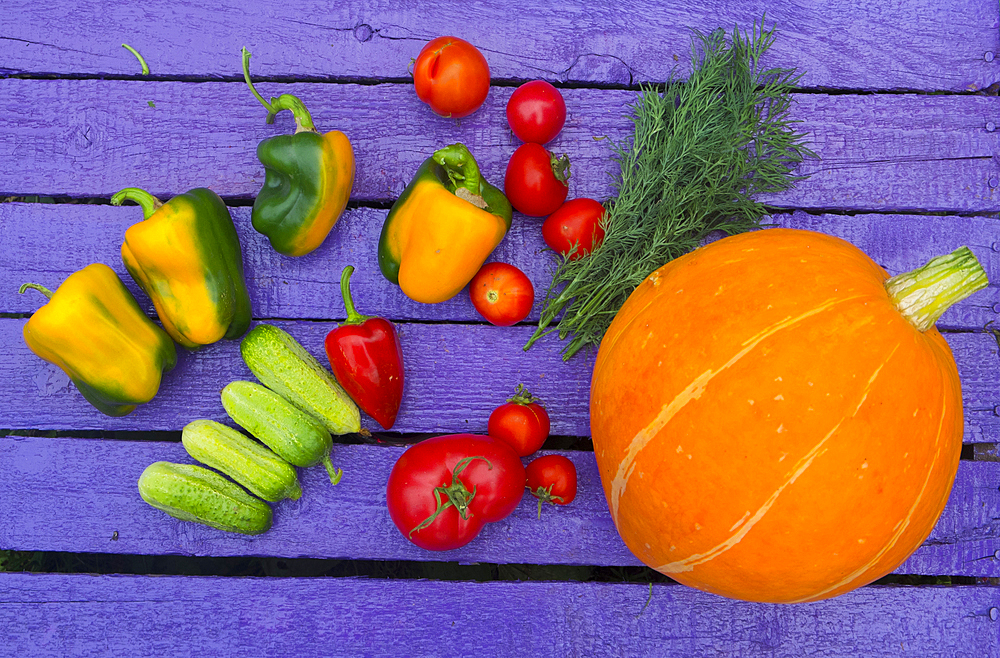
[241,47,355,257]
[111,185,252,349]
[590,229,988,603]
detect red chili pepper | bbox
[324,266,405,430]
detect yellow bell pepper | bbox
[378,143,513,304]
[19,263,177,417]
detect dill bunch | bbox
[524,21,816,360]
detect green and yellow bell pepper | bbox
[19,263,177,417]
[378,143,513,304]
[242,47,355,257]
[111,186,253,350]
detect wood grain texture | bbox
[0,0,997,93]
[4,319,1000,442]
[2,435,999,577]
[1,80,998,213]
[2,573,999,658]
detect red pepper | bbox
[324,266,405,430]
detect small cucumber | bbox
[240,324,360,436]
[181,419,302,502]
[222,380,342,484]
[137,461,272,535]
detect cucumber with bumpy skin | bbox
[222,380,342,484]
[239,324,360,436]
[138,461,272,535]
[181,419,302,502]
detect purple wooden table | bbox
[2,1,1000,655]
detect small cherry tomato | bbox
[526,454,578,518]
[469,262,534,327]
[504,143,570,217]
[506,80,567,145]
[488,384,550,457]
[541,198,607,260]
[412,36,490,118]
[386,434,526,551]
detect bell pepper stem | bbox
[433,143,483,196]
[339,265,372,326]
[18,283,55,300]
[885,246,989,332]
[241,47,317,133]
[110,187,163,220]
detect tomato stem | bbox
[528,484,565,519]
[409,456,493,538]
[507,383,543,407]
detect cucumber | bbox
[137,461,272,535]
[239,324,360,436]
[221,380,342,484]
[181,419,302,502]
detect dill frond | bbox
[524,19,816,360]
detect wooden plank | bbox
[1,80,998,213]
[0,0,996,93]
[2,573,998,657]
[3,435,999,577]
[2,204,998,328]
[3,318,1000,441]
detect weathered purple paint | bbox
[1,81,998,212]
[1,203,998,328]
[0,0,996,93]
[2,436,998,577]
[2,572,998,657]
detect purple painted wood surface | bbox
[2,572,999,657]
[3,435,999,577]
[3,204,999,329]
[4,319,1000,442]
[0,0,996,93]
[1,81,998,213]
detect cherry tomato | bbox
[488,384,550,457]
[526,454,578,518]
[386,434,526,551]
[504,143,570,217]
[541,198,607,260]
[469,262,534,327]
[412,36,490,118]
[506,80,567,145]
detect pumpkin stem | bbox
[885,246,988,332]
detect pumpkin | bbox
[589,228,988,603]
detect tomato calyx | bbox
[550,153,571,185]
[408,455,493,537]
[527,483,565,519]
[507,383,543,407]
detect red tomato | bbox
[504,143,570,217]
[506,80,567,145]
[469,262,534,327]
[412,36,490,118]
[526,454,578,518]
[541,198,607,260]
[386,434,526,551]
[487,384,550,457]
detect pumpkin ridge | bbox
[608,294,865,523]
[654,341,899,576]
[791,374,951,603]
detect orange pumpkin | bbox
[590,228,988,603]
